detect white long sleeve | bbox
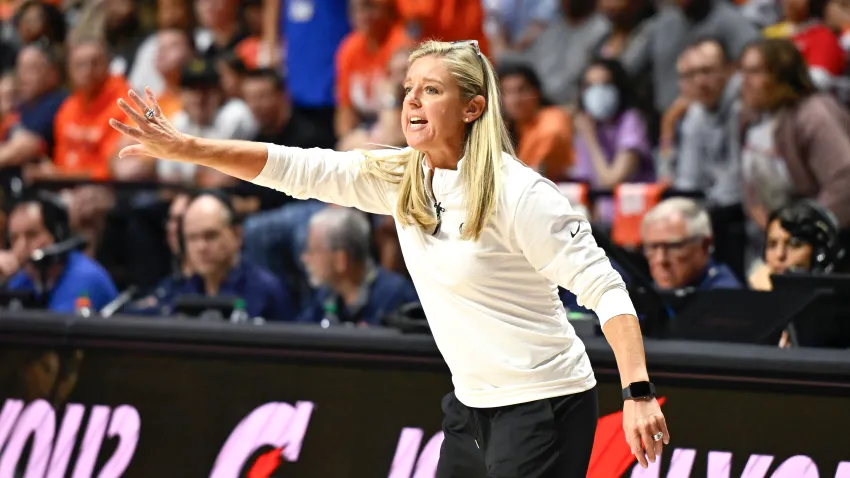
[513,178,636,327]
[251,144,396,215]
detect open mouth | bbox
[409,117,428,127]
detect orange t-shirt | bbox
[395,0,488,56]
[52,75,130,179]
[516,107,574,181]
[336,23,411,117]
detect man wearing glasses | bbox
[641,197,741,290]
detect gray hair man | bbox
[298,206,418,326]
[641,197,741,290]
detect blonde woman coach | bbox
[110,40,669,477]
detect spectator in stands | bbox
[51,38,128,180]
[194,0,247,61]
[641,197,741,290]
[0,45,66,169]
[297,207,418,326]
[0,192,118,313]
[675,39,748,280]
[105,0,148,78]
[242,68,322,148]
[764,0,846,89]
[262,0,349,150]
[739,38,850,246]
[175,191,297,321]
[242,199,328,310]
[749,200,844,290]
[674,38,742,208]
[215,51,248,100]
[507,0,608,104]
[483,0,560,59]
[127,0,195,96]
[572,58,653,217]
[634,0,759,113]
[11,1,67,50]
[498,63,573,181]
[334,0,409,146]
[158,57,257,186]
[336,47,409,151]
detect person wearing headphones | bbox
[749,199,845,290]
[0,191,118,313]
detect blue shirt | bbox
[15,88,68,155]
[174,259,298,321]
[690,260,742,290]
[282,0,350,107]
[296,267,419,325]
[7,251,118,313]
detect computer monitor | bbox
[661,288,815,345]
[770,273,850,348]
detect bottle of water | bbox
[75,294,93,318]
[229,298,250,324]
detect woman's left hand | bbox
[623,397,669,468]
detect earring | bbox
[464,118,469,122]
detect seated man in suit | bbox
[170,190,297,321]
[297,206,418,326]
[641,197,741,290]
[0,191,117,312]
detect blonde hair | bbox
[363,40,516,241]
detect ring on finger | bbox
[144,108,155,120]
[652,432,664,442]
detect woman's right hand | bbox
[109,87,191,161]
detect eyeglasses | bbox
[642,237,702,257]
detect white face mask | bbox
[582,84,620,121]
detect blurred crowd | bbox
[1,0,850,344]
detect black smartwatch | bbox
[622,381,656,401]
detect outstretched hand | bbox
[109,87,189,161]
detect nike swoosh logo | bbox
[570,222,581,238]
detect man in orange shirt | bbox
[335,0,410,143]
[52,38,129,180]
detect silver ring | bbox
[652,432,663,442]
[144,108,155,120]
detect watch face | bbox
[630,382,653,397]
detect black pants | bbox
[436,387,598,478]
